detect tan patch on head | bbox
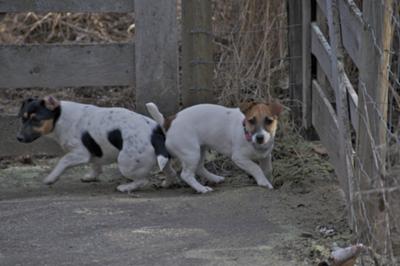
[164,115,176,131]
[33,119,54,135]
[242,102,282,136]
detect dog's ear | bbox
[42,96,60,111]
[239,100,258,114]
[268,101,284,117]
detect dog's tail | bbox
[146,102,169,171]
[146,102,165,132]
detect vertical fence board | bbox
[134,0,179,115]
[302,0,313,129]
[315,3,334,104]
[355,0,394,252]
[182,0,213,107]
[287,0,303,124]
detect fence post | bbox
[181,0,213,107]
[355,0,394,253]
[134,0,179,115]
[302,0,313,130]
[287,0,303,125]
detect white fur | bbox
[146,103,275,193]
[43,101,176,193]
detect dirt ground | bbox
[0,127,365,265]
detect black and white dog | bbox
[17,96,175,193]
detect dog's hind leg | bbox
[81,162,102,182]
[116,150,151,193]
[196,148,224,184]
[179,151,213,193]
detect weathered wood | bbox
[355,0,394,253]
[326,0,355,225]
[338,0,363,68]
[311,22,358,130]
[0,115,62,157]
[311,80,340,170]
[302,0,312,129]
[0,43,135,88]
[0,0,134,13]
[315,0,328,17]
[182,0,214,107]
[287,0,303,125]
[316,0,363,68]
[343,73,359,131]
[316,3,334,103]
[311,22,333,86]
[134,0,179,115]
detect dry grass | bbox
[212,0,288,106]
[0,12,134,43]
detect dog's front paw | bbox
[257,179,274,189]
[43,176,57,185]
[197,186,214,194]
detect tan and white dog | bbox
[146,101,284,193]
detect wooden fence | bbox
[0,0,214,156]
[289,0,395,256]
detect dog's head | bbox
[240,100,284,147]
[17,96,61,143]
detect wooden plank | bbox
[355,0,394,253]
[0,0,134,13]
[312,80,341,170]
[316,0,327,17]
[302,0,312,129]
[338,0,363,68]
[0,115,62,157]
[326,0,355,225]
[311,22,359,130]
[182,0,214,107]
[0,43,135,88]
[317,0,363,68]
[316,2,335,104]
[134,0,178,115]
[287,0,303,125]
[343,73,359,130]
[311,22,333,86]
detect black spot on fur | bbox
[81,131,103,157]
[107,129,123,150]
[136,159,140,163]
[151,125,170,158]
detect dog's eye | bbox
[248,117,256,125]
[264,117,273,125]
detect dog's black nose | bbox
[256,134,264,144]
